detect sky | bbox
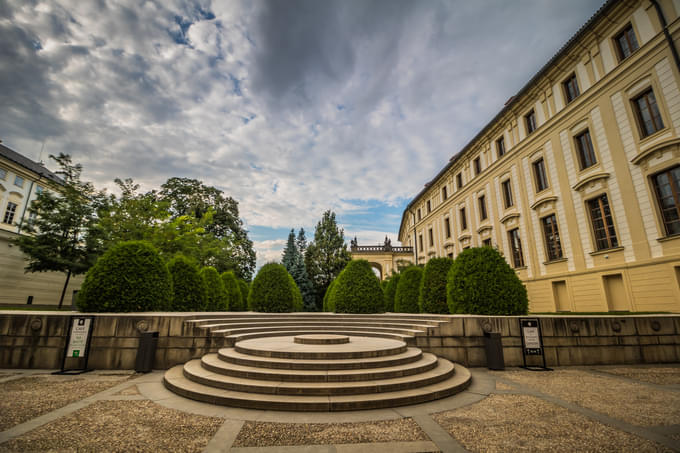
[0,0,605,268]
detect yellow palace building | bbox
[399,0,680,313]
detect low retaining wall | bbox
[0,312,678,369]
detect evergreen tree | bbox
[282,228,316,311]
[304,211,352,310]
[281,229,298,271]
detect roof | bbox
[399,0,618,239]
[0,143,64,185]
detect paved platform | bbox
[0,365,679,452]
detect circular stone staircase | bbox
[164,333,471,411]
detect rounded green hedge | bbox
[328,260,384,314]
[201,266,228,311]
[168,255,207,311]
[77,241,171,312]
[248,263,301,312]
[447,247,528,315]
[323,279,337,312]
[383,274,400,312]
[238,279,249,310]
[221,271,242,311]
[419,258,453,314]
[394,266,423,313]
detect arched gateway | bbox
[349,237,413,280]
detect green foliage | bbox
[304,211,352,310]
[168,256,207,311]
[383,273,401,312]
[419,258,453,314]
[394,267,423,313]
[238,279,249,311]
[322,279,337,312]
[201,267,228,311]
[77,241,171,312]
[282,229,298,270]
[282,228,316,311]
[15,153,106,307]
[221,271,242,311]
[447,247,528,315]
[248,263,301,312]
[328,260,384,314]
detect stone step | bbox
[199,320,437,332]
[212,324,426,337]
[217,346,424,370]
[224,330,415,345]
[201,352,440,382]
[163,364,471,411]
[187,314,450,324]
[233,336,407,360]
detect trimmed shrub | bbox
[394,266,423,313]
[323,279,337,312]
[168,255,207,311]
[238,279,249,310]
[419,258,453,314]
[383,274,400,312]
[201,267,228,311]
[289,273,303,312]
[248,263,300,312]
[447,247,528,315]
[221,271,242,311]
[77,241,171,312]
[329,260,384,314]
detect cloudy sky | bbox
[1,0,604,267]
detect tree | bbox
[383,273,401,312]
[238,279,249,310]
[304,211,351,310]
[281,229,298,270]
[329,260,384,313]
[419,257,453,314]
[201,266,228,311]
[159,177,255,280]
[167,255,207,311]
[221,271,243,311]
[394,266,423,313]
[15,153,105,308]
[248,263,301,312]
[282,228,316,311]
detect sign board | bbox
[53,316,94,375]
[519,318,551,371]
[66,317,92,358]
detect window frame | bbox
[456,172,463,190]
[587,193,619,251]
[633,88,665,139]
[3,201,18,224]
[427,200,431,214]
[532,157,549,193]
[482,238,492,247]
[444,217,451,238]
[541,213,563,261]
[442,185,448,201]
[502,179,514,209]
[614,23,639,62]
[418,234,424,252]
[0,167,6,180]
[563,73,580,104]
[460,207,467,231]
[428,228,434,247]
[496,136,505,158]
[417,208,421,221]
[652,165,680,237]
[508,228,525,268]
[14,176,24,188]
[525,110,537,134]
[478,195,487,221]
[574,129,597,170]
[473,157,481,175]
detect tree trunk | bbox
[58,269,72,309]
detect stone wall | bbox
[0,312,678,369]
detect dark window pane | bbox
[575,130,597,169]
[653,166,680,236]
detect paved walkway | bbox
[0,365,679,452]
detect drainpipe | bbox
[651,0,680,73]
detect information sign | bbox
[519,318,551,371]
[66,317,92,358]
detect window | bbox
[652,165,680,236]
[525,110,537,134]
[482,238,492,247]
[533,158,549,192]
[473,157,481,175]
[478,195,487,221]
[502,179,514,208]
[563,74,580,104]
[508,228,524,268]
[460,207,467,230]
[496,136,505,158]
[14,176,24,188]
[615,23,639,61]
[27,211,37,226]
[633,89,664,138]
[542,214,563,261]
[417,208,421,221]
[0,167,6,180]
[3,202,17,224]
[442,185,448,201]
[35,185,43,195]
[428,228,434,247]
[427,200,431,214]
[575,130,597,170]
[418,234,423,252]
[444,217,451,238]
[456,172,463,190]
[447,252,454,259]
[588,194,619,250]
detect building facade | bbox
[399,0,680,313]
[0,142,83,306]
[349,237,413,279]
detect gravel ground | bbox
[432,394,669,453]
[0,375,132,431]
[232,418,429,447]
[493,369,680,427]
[115,384,141,396]
[0,400,223,453]
[597,367,680,385]
[495,381,514,391]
